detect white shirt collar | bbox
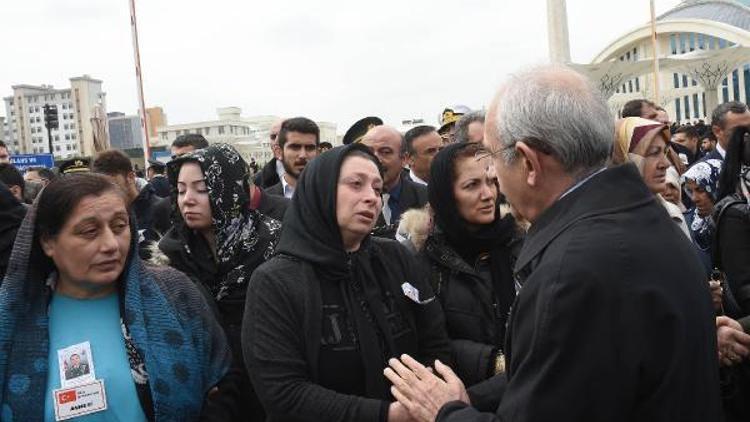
[409,171,428,186]
[558,167,607,201]
[275,159,285,179]
[716,143,726,159]
[281,174,295,199]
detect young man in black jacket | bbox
[385,65,721,422]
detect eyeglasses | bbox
[475,137,556,162]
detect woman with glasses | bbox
[415,142,522,388]
[613,117,690,239]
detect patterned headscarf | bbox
[614,117,671,167]
[167,143,280,301]
[681,159,723,249]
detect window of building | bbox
[71,134,76,140]
[65,134,70,140]
[55,145,60,152]
[205,127,211,135]
[196,128,203,135]
[733,69,741,100]
[70,123,75,130]
[675,99,682,123]
[682,74,688,88]
[693,94,700,119]
[54,135,59,141]
[670,34,677,55]
[218,126,225,134]
[684,96,690,119]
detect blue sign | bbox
[151,151,171,164]
[10,154,55,172]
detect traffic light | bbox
[43,104,59,130]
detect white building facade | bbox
[591,0,750,123]
[2,75,107,160]
[155,107,338,164]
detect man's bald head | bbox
[361,125,405,190]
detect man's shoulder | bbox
[266,182,284,196]
[400,175,428,205]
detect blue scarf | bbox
[0,199,231,421]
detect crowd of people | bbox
[0,63,749,421]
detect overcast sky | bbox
[0,0,682,132]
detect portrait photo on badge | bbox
[57,341,96,387]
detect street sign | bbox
[10,154,55,172]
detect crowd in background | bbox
[0,64,750,421]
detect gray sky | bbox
[0,0,681,132]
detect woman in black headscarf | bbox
[418,142,521,387]
[157,143,281,420]
[242,143,451,422]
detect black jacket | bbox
[255,187,289,222]
[373,174,428,239]
[714,195,750,325]
[419,232,519,387]
[243,238,452,422]
[0,182,26,282]
[132,185,162,259]
[265,181,285,197]
[437,164,721,422]
[148,175,171,198]
[254,158,281,189]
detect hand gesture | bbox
[384,354,469,422]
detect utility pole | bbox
[129,0,151,164]
[43,104,59,158]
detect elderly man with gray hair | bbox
[384,65,720,422]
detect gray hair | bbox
[494,65,614,175]
[454,111,485,143]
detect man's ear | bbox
[40,235,56,259]
[406,153,416,168]
[515,142,542,187]
[272,144,282,160]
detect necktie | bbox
[382,193,392,225]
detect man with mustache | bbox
[267,117,320,199]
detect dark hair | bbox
[621,99,655,118]
[454,111,485,144]
[343,145,384,177]
[36,173,126,240]
[674,125,698,139]
[404,125,437,156]
[0,140,7,149]
[26,166,56,182]
[278,117,320,149]
[711,101,748,129]
[92,149,133,176]
[148,165,165,175]
[172,134,209,150]
[0,163,24,194]
[319,142,333,150]
[703,131,717,142]
[717,126,750,200]
[448,142,483,183]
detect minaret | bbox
[547,0,571,64]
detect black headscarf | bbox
[428,142,515,259]
[428,143,518,342]
[276,143,412,399]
